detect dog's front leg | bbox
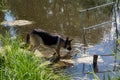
[56,48,60,58]
[28,44,38,52]
[54,47,60,61]
[28,44,33,51]
[49,48,60,63]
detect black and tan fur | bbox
[26,29,72,61]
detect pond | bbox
[0,0,120,79]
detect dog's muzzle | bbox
[67,47,72,51]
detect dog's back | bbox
[27,29,61,50]
[31,29,59,46]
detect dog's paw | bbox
[49,57,60,63]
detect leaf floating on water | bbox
[0,20,34,26]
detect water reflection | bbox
[5,0,113,44]
[4,11,15,23]
[4,10,16,37]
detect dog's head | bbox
[64,37,73,51]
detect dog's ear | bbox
[66,37,73,42]
[66,37,69,41]
[70,39,73,42]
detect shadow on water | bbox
[0,0,120,79]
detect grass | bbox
[0,34,71,80]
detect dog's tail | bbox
[26,29,36,44]
[26,33,30,44]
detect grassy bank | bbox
[0,34,70,80]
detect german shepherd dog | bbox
[26,29,72,62]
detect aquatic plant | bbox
[92,70,99,80]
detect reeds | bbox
[0,34,70,80]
